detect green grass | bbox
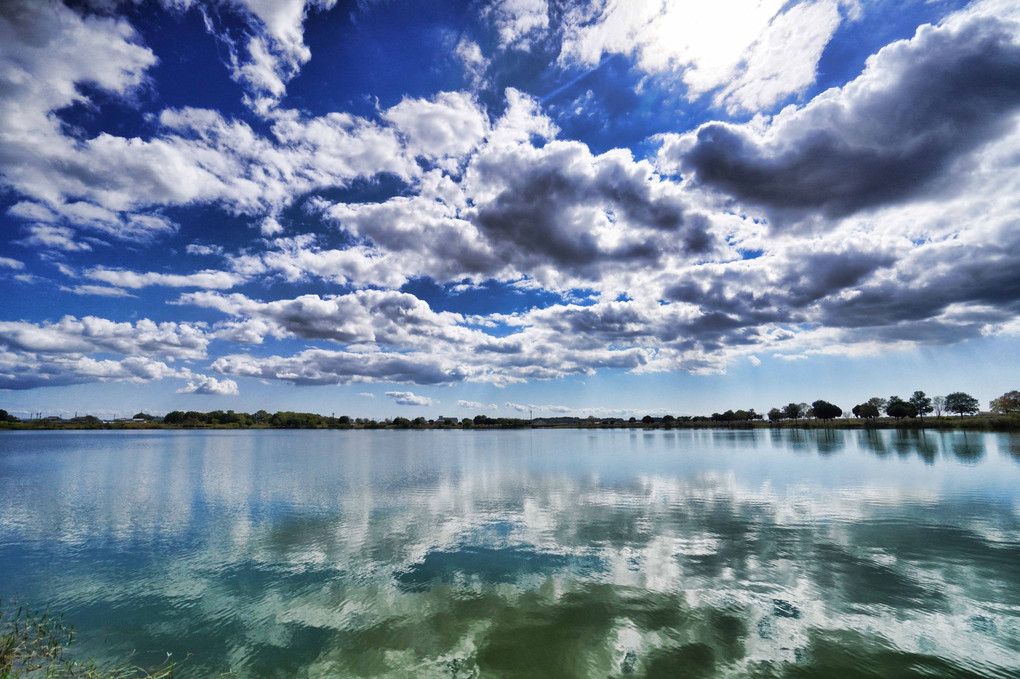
[0,605,175,679]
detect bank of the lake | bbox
[1,413,1017,431]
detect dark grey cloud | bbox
[470,143,711,279]
[0,353,179,390]
[211,349,468,386]
[776,249,900,309]
[819,237,1020,336]
[676,17,1020,218]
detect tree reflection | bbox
[857,430,889,457]
[814,429,845,456]
[950,432,985,463]
[891,430,937,464]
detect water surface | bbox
[1,429,1018,678]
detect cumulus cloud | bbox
[0,1,415,247]
[2,0,1019,398]
[666,15,1020,219]
[9,201,177,243]
[558,0,846,112]
[467,142,710,283]
[211,349,468,386]
[0,352,181,390]
[176,375,239,395]
[385,391,437,406]
[712,0,841,113]
[0,316,209,360]
[179,290,470,347]
[485,0,549,50]
[316,109,711,290]
[231,0,337,106]
[87,267,246,290]
[14,225,91,252]
[382,92,489,167]
[458,400,497,409]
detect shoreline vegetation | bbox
[0,604,176,679]
[2,391,1018,432]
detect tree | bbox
[866,397,887,413]
[852,403,880,419]
[811,400,842,420]
[909,391,933,419]
[885,396,917,418]
[990,390,1020,416]
[641,415,655,424]
[944,391,980,416]
[767,408,785,421]
[783,403,804,420]
[0,409,18,422]
[932,395,946,418]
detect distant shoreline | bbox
[1,415,1016,432]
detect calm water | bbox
[1,429,1019,678]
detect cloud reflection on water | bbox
[0,429,1018,677]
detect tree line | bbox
[1,390,1017,430]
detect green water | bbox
[1,429,1018,678]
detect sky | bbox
[1,0,1019,420]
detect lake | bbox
[1,429,1019,678]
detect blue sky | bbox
[1,0,1019,419]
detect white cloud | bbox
[713,0,842,113]
[212,348,468,386]
[185,243,224,256]
[87,267,246,290]
[222,0,338,108]
[178,289,471,347]
[485,0,549,50]
[0,316,210,360]
[0,257,25,270]
[455,38,490,88]
[558,0,846,112]
[14,225,91,252]
[0,351,183,390]
[176,375,240,395]
[62,285,137,298]
[385,391,437,407]
[382,92,489,167]
[458,400,497,409]
[0,1,417,245]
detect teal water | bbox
[1,429,1019,678]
